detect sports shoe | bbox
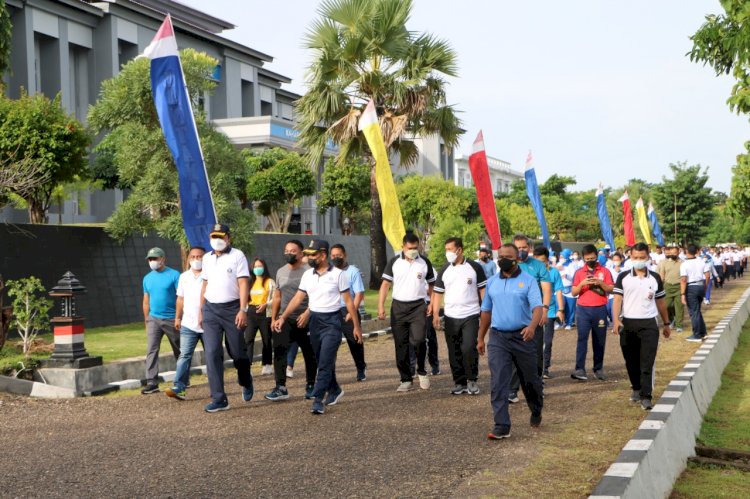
[286,367,294,378]
[396,381,413,392]
[467,380,480,395]
[431,367,442,376]
[357,368,367,382]
[488,427,511,440]
[261,364,273,375]
[264,386,289,401]
[542,370,552,379]
[311,400,325,415]
[703,298,710,305]
[324,387,344,406]
[641,398,653,411]
[242,384,254,402]
[304,383,315,400]
[204,400,229,413]
[508,392,520,404]
[686,335,704,343]
[564,325,572,330]
[141,383,159,395]
[451,384,468,395]
[594,370,606,381]
[165,387,186,401]
[571,369,588,381]
[630,390,640,402]
[418,374,431,390]
[530,413,542,427]
[676,327,684,333]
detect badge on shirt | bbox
[518,282,524,288]
[227,268,233,274]
[467,278,473,285]
[417,272,423,280]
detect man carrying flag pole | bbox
[524,151,551,249]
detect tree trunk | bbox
[369,165,388,290]
[27,198,47,224]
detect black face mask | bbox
[498,258,516,273]
[331,257,345,268]
[518,250,529,261]
[667,255,678,260]
[586,260,597,269]
[284,253,297,264]
[480,255,489,262]
[308,258,318,268]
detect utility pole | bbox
[673,193,677,244]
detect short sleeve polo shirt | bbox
[612,269,666,319]
[201,247,250,304]
[480,269,542,331]
[338,264,365,308]
[299,265,349,313]
[143,267,180,319]
[680,257,710,285]
[434,259,487,319]
[572,263,613,307]
[176,270,204,332]
[382,253,436,302]
[547,266,564,318]
[518,257,551,289]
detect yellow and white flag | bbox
[635,196,652,245]
[358,99,405,251]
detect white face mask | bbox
[148,260,161,271]
[404,249,419,260]
[190,260,203,271]
[210,238,227,252]
[445,251,458,264]
[632,260,648,270]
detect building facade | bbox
[453,153,522,195]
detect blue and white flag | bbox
[648,202,665,247]
[145,15,216,250]
[524,151,551,248]
[596,183,616,251]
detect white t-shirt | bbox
[298,265,349,313]
[201,247,250,304]
[177,270,204,333]
[680,257,710,285]
[433,259,488,319]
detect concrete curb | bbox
[0,375,77,398]
[589,286,750,499]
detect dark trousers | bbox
[341,308,366,371]
[543,317,556,370]
[309,311,343,401]
[736,261,743,278]
[685,285,707,338]
[510,324,543,393]
[575,305,608,372]
[563,295,576,327]
[620,318,660,400]
[410,318,439,374]
[202,300,252,404]
[391,299,427,382]
[714,266,724,288]
[244,307,272,365]
[488,328,544,431]
[273,317,317,387]
[444,314,479,385]
[728,263,736,279]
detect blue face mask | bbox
[598,255,607,266]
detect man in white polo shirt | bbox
[378,232,436,392]
[272,239,362,415]
[681,243,710,342]
[432,237,487,395]
[200,224,253,413]
[612,242,671,411]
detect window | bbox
[69,44,90,122]
[241,80,254,117]
[118,40,138,70]
[34,33,59,96]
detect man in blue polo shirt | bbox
[478,243,544,440]
[330,243,367,381]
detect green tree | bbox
[244,148,316,233]
[318,156,371,235]
[427,216,484,268]
[6,277,52,356]
[496,178,528,206]
[0,0,11,79]
[396,175,470,245]
[88,50,255,253]
[0,92,90,223]
[297,0,462,288]
[652,162,714,245]
[540,174,576,197]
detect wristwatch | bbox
[242,306,250,312]
[542,304,550,309]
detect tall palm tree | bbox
[297,0,462,289]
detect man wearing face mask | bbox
[476,244,497,279]
[378,232,436,392]
[681,244,711,342]
[141,247,181,395]
[166,246,205,401]
[432,237,487,395]
[200,224,253,413]
[266,240,317,401]
[478,243,544,440]
[273,240,362,415]
[571,244,615,381]
[330,243,367,381]
[658,244,684,333]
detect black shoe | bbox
[594,370,606,381]
[508,392,520,404]
[530,413,542,427]
[141,383,159,394]
[641,398,653,411]
[304,383,315,400]
[542,370,552,379]
[488,427,511,440]
[357,367,367,382]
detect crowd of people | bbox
[139,222,747,438]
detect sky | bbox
[180,0,749,194]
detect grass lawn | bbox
[363,288,392,317]
[672,463,750,498]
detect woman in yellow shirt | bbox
[246,258,275,375]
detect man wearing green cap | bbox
[142,247,181,394]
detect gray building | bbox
[454,153,523,195]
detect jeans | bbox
[705,278,713,301]
[575,305,608,372]
[145,316,180,384]
[341,308,366,371]
[287,342,299,367]
[391,299,427,381]
[488,328,544,431]
[543,317,556,370]
[273,319,317,387]
[685,285,707,338]
[563,295,576,327]
[620,318,659,400]
[443,314,479,385]
[174,326,203,391]
[309,311,343,401]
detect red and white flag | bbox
[468,131,502,250]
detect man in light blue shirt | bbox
[476,244,497,279]
[532,246,565,379]
[478,243,544,440]
[331,244,367,381]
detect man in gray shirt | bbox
[265,239,317,401]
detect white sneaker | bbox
[418,374,431,390]
[286,367,294,378]
[396,381,413,392]
[261,364,273,375]
[564,325,572,330]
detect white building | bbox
[454,154,523,194]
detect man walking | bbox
[378,233,436,392]
[571,244,615,381]
[478,243,544,440]
[532,246,565,378]
[432,237,487,395]
[200,224,254,413]
[166,246,205,401]
[681,244,710,342]
[612,242,671,411]
[476,244,497,279]
[658,244,684,333]
[141,247,181,394]
[272,240,362,415]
